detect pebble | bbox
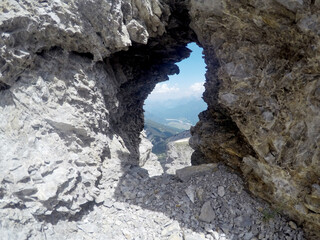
[289,221,297,230]
[217,186,225,197]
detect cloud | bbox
[147,82,205,101]
[153,83,180,94]
[189,82,205,93]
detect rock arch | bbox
[0,0,319,238]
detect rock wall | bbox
[189,0,320,238]
[0,0,319,239]
[0,0,193,238]
[165,138,193,174]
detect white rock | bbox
[161,221,180,236]
[168,232,183,240]
[113,202,125,211]
[126,20,149,44]
[212,231,220,240]
[184,232,206,240]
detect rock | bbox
[77,222,98,233]
[0,0,319,238]
[103,199,114,208]
[189,0,320,236]
[243,232,254,240]
[183,232,206,240]
[165,137,193,174]
[126,20,149,44]
[199,201,215,223]
[161,221,181,237]
[196,188,204,201]
[139,130,155,167]
[289,221,297,230]
[185,185,195,203]
[114,202,126,211]
[139,132,163,177]
[176,164,218,182]
[211,231,220,240]
[274,0,304,12]
[217,186,225,197]
[168,232,183,240]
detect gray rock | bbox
[139,130,155,167]
[176,164,218,182]
[199,201,216,223]
[289,221,297,230]
[0,0,317,238]
[274,0,304,12]
[217,186,225,197]
[185,185,195,203]
[165,137,193,174]
[189,0,320,236]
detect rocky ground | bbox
[8,139,303,240]
[114,150,305,240]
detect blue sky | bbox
[145,42,206,102]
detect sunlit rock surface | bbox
[0,0,192,239]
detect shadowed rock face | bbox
[188,1,320,238]
[0,0,319,239]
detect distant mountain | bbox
[144,97,206,154]
[144,119,194,155]
[144,97,207,128]
[144,111,166,124]
[144,119,183,154]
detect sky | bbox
[145,42,206,102]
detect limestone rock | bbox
[185,185,195,203]
[199,201,215,223]
[0,0,319,238]
[165,137,193,174]
[176,164,218,182]
[0,0,192,238]
[183,232,206,240]
[139,130,155,166]
[217,186,225,197]
[161,221,181,237]
[189,0,320,237]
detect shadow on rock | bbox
[113,163,305,240]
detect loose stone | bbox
[199,201,215,223]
